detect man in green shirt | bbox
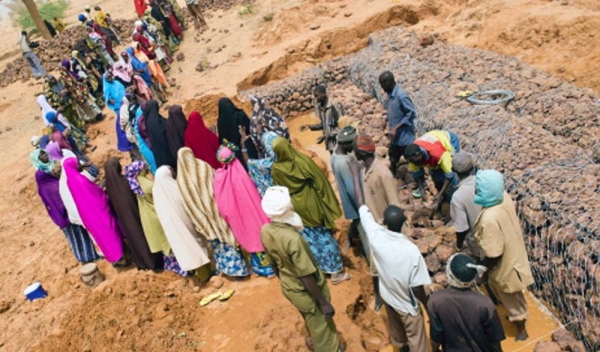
[261,186,343,352]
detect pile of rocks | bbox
[196,0,255,12]
[534,329,586,352]
[0,19,135,87]
[244,26,599,349]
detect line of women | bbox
[32,96,352,285]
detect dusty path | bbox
[0,0,597,350]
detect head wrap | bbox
[45,141,63,161]
[134,20,143,27]
[405,144,422,158]
[78,14,86,22]
[446,253,487,289]
[452,152,475,173]
[262,131,279,159]
[337,126,357,144]
[261,186,304,231]
[46,111,66,132]
[474,170,505,207]
[355,134,375,153]
[31,136,41,147]
[216,145,236,164]
[124,161,146,196]
[84,5,90,10]
[29,149,55,173]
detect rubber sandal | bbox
[199,292,221,306]
[412,189,422,198]
[331,273,352,285]
[219,289,235,301]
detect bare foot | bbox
[515,330,529,341]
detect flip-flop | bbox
[219,289,235,301]
[331,273,352,285]
[199,292,221,307]
[412,189,422,198]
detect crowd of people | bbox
[22,3,534,351]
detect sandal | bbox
[331,273,352,285]
[219,289,235,301]
[199,292,221,307]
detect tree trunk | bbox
[22,0,52,40]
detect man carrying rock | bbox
[427,253,506,352]
[300,85,343,154]
[405,130,461,208]
[449,153,483,259]
[474,169,534,341]
[351,133,404,311]
[378,70,417,178]
[356,191,431,352]
[261,186,344,352]
[18,31,46,80]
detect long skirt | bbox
[63,104,85,130]
[74,96,102,123]
[62,224,101,263]
[300,226,343,274]
[248,251,275,277]
[163,254,191,277]
[210,239,249,277]
[116,114,134,152]
[68,127,89,151]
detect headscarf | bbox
[474,169,505,207]
[29,149,55,173]
[144,100,176,168]
[217,97,258,160]
[213,148,270,252]
[216,145,236,164]
[61,58,79,80]
[62,157,124,263]
[176,147,237,246]
[113,52,134,84]
[124,160,146,196]
[153,165,211,271]
[103,72,126,113]
[37,95,62,127]
[446,253,487,289]
[104,157,162,270]
[133,75,153,101]
[355,134,376,153]
[261,186,304,231]
[125,47,152,86]
[35,169,69,229]
[166,105,188,162]
[51,131,72,151]
[46,112,66,133]
[271,138,341,229]
[249,96,289,156]
[45,141,63,161]
[183,111,222,170]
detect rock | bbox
[552,328,578,350]
[5,127,12,132]
[309,24,321,30]
[176,53,185,62]
[435,244,455,263]
[0,300,11,314]
[344,12,353,17]
[533,341,561,352]
[433,272,447,286]
[29,241,35,247]
[240,23,244,27]
[419,35,434,47]
[224,29,229,33]
[425,253,441,273]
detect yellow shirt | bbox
[474,193,534,293]
[94,10,109,28]
[408,130,455,174]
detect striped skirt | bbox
[62,224,101,263]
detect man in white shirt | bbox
[18,31,46,79]
[353,168,431,352]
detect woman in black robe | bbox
[217,97,258,167]
[144,100,176,169]
[104,157,163,270]
[166,105,188,163]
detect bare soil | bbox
[0,0,597,350]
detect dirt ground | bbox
[0,0,597,351]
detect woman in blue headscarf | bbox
[125,47,152,87]
[46,111,88,152]
[241,130,279,197]
[102,70,126,115]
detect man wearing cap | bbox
[260,186,343,352]
[474,170,534,341]
[351,133,404,311]
[449,152,483,259]
[331,126,363,251]
[300,85,344,154]
[18,31,46,79]
[404,129,461,206]
[83,6,91,21]
[356,191,431,351]
[427,253,506,352]
[378,71,417,178]
[93,6,120,43]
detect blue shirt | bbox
[330,153,360,220]
[386,85,417,147]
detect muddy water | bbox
[287,113,561,352]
